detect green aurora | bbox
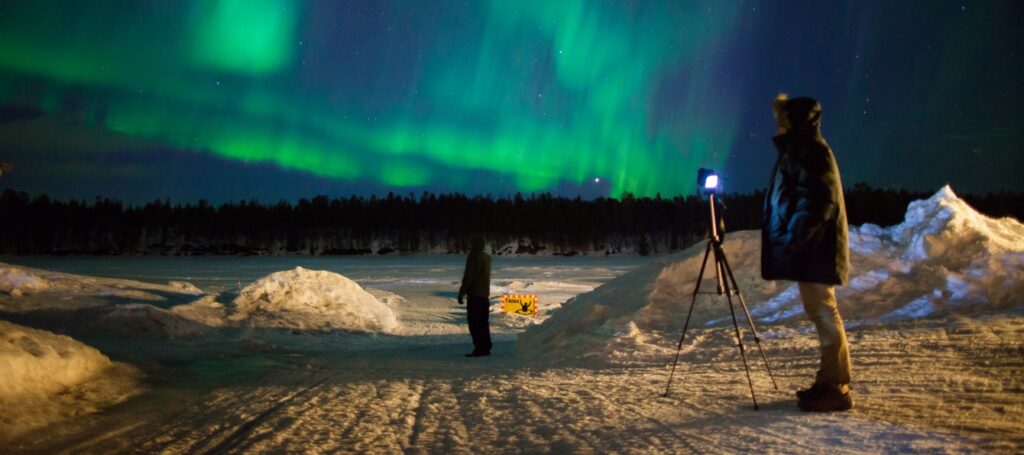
[0,0,741,197]
[0,1,1020,200]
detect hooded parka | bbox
[762,97,849,285]
[459,236,491,299]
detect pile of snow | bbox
[0,267,50,297]
[0,263,216,340]
[169,295,229,328]
[89,304,211,339]
[168,281,203,295]
[0,320,139,440]
[1,263,403,337]
[230,267,399,333]
[0,262,204,311]
[520,186,1024,356]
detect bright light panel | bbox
[704,174,719,190]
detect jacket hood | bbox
[783,97,822,135]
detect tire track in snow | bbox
[199,371,335,455]
[403,381,472,454]
[361,380,420,451]
[574,369,727,453]
[238,378,385,453]
[651,355,828,454]
[405,382,430,450]
[450,376,531,452]
[499,378,604,454]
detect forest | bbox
[1,184,1020,256]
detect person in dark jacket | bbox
[458,235,492,357]
[763,94,853,412]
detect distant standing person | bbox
[762,94,853,412]
[458,235,492,357]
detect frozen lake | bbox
[1,255,649,296]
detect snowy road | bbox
[11,314,1021,454]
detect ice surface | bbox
[0,320,139,440]
[229,266,400,333]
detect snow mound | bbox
[230,267,399,333]
[520,186,1024,356]
[168,281,203,294]
[0,320,139,440]
[0,262,206,312]
[843,185,1024,323]
[0,268,50,297]
[89,304,211,339]
[894,186,1023,260]
[169,295,228,327]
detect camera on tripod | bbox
[663,166,778,409]
[697,168,719,193]
[696,168,726,235]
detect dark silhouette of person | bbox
[763,94,853,412]
[458,235,492,357]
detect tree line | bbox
[0,184,1020,256]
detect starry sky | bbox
[0,0,1020,203]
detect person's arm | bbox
[786,145,839,251]
[458,252,476,304]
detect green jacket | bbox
[459,248,491,299]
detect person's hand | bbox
[457,295,464,305]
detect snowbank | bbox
[0,320,139,440]
[0,262,205,311]
[0,262,215,339]
[169,295,229,327]
[520,186,1024,355]
[0,267,50,297]
[90,304,211,339]
[230,267,399,333]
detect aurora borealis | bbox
[0,1,1021,202]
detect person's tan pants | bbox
[798,282,852,391]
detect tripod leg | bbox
[664,240,713,397]
[718,250,780,390]
[716,245,760,410]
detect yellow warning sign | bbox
[501,294,538,316]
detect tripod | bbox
[663,193,778,410]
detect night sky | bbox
[0,1,1020,203]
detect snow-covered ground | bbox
[0,320,140,440]
[1,187,1021,452]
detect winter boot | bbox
[797,385,853,412]
[796,383,830,401]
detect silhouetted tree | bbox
[0,185,1018,256]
